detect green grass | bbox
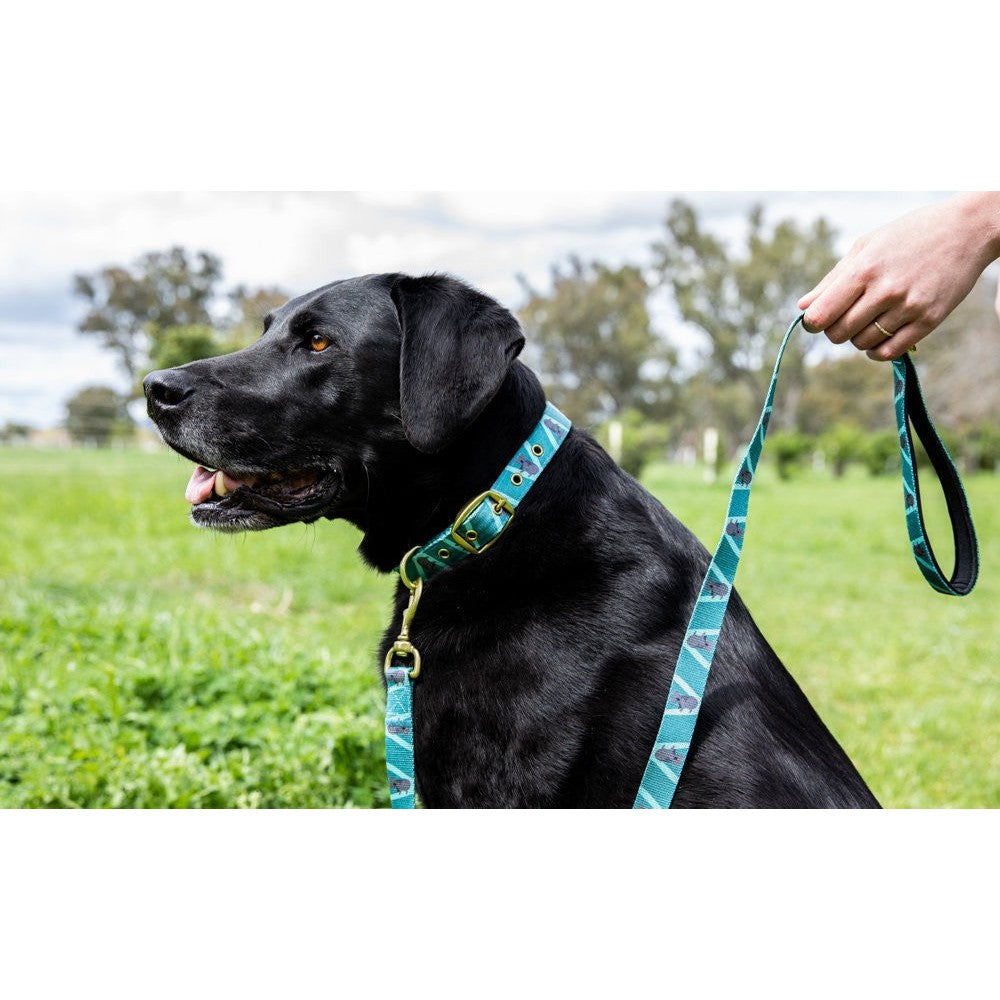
[644,461,1000,808]
[0,448,393,807]
[1,447,997,807]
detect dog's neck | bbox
[354,362,548,573]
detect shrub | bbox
[819,424,866,478]
[862,430,900,476]
[962,422,1000,472]
[767,432,813,480]
[65,386,133,447]
[599,409,671,479]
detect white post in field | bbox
[608,419,623,464]
[703,427,719,483]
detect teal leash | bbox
[633,314,979,808]
[383,401,573,808]
[377,319,979,810]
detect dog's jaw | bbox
[187,469,345,532]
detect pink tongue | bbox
[185,466,217,504]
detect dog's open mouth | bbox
[184,464,341,532]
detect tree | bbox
[225,285,290,350]
[652,199,838,447]
[0,422,32,444]
[65,386,132,447]
[147,324,224,373]
[74,247,224,384]
[141,286,291,380]
[517,257,677,427]
[798,354,893,436]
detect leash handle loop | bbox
[633,314,979,809]
[893,354,979,596]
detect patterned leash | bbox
[383,402,573,808]
[633,313,979,809]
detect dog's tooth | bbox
[214,470,230,496]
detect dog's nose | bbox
[144,368,196,416]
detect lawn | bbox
[1,446,997,807]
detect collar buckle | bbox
[449,490,515,554]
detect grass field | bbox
[1,446,997,808]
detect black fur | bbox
[393,274,525,454]
[144,272,879,808]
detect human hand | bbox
[798,193,1000,361]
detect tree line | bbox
[60,247,287,446]
[519,200,999,477]
[59,199,1000,477]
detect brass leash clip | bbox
[384,560,423,680]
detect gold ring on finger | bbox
[873,320,893,339]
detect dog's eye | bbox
[310,334,331,352]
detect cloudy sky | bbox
[0,190,953,427]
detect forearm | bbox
[951,191,1000,266]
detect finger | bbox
[865,322,925,362]
[802,272,865,334]
[799,236,867,311]
[852,323,895,353]
[798,259,846,312]
[798,254,850,310]
[823,292,889,345]
[849,306,914,352]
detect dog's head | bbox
[144,273,525,533]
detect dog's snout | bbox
[144,368,195,416]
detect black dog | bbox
[144,273,879,808]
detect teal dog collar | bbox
[398,401,573,586]
[384,400,572,807]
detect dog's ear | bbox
[391,274,525,454]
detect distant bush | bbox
[147,324,222,373]
[0,422,32,444]
[862,429,900,476]
[768,432,813,480]
[599,409,671,479]
[819,424,866,478]
[961,422,1000,472]
[65,385,133,447]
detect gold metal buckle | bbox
[384,576,423,679]
[449,490,515,554]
